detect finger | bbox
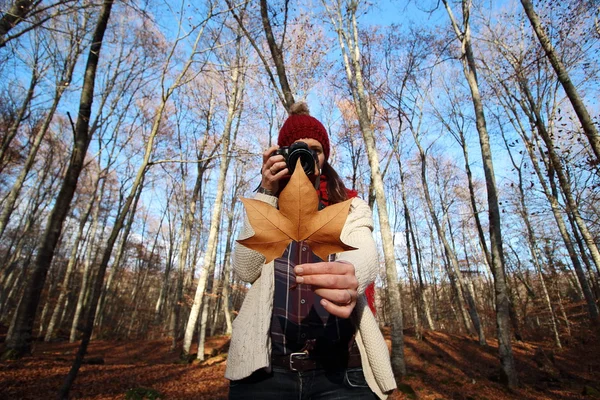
[295,273,357,290]
[295,261,355,277]
[262,145,279,164]
[314,288,355,305]
[272,166,289,178]
[269,160,287,173]
[319,298,354,319]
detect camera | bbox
[272,142,319,176]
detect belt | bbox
[271,351,362,372]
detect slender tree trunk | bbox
[0,60,38,174]
[69,195,102,343]
[0,0,36,39]
[218,178,241,335]
[413,133,485,344]
[497,82,593,320]
[45,183,98,342]
[442,0,517,385]
[95,179,144,330]
[183,55,243,356]
[0,46,80,239]
[517,79,600,322]
[197,237,220,359]
[501,130,561,347]
[396,150,429,333]
[259,0,295,109]
[59,4,217,394]
[2,0,112,360]
[323,0,406,377]
[154,220,176,325]
[170,102,216,350]
[520,0,600,163]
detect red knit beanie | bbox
[278,102,330,160]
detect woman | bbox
[226,102,396,399]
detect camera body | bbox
[272,142,319,176]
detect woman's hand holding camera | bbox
[261,145,288,195]
[293,261,358,319]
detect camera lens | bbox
[287,143,316,175]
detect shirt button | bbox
[301,333,306,338]
[302,246,307,251]
[300,299,306,304]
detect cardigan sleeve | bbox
[336,198,379,295]
[231,192,278,283]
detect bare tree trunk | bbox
[170,99,216,350]
[0,158,55,317]
[413,132,485,344]
[2,0,111,360]
[493,73,595,323]
[154,203,177,326]
[197,238,220,360]
[520,0,600,163]
[217,172,243,336]
[183,51,243,356]
[0,58,39,174]
[442,0,517,385]
[0,29,83,239]
[59,5,217,395]
[323,0,406,377]
[69,194,102,343]
[45,182,99,342]
[518,79,599,322]
[501,128,561,348]
[0,0,36,38]
[259,0,295,109]
[94,179,144,330]
[395,145,429,333]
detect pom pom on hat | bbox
[289,102,310,116]
[278,102,330,160]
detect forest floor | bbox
[1,325,600,399]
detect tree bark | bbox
[0,58,38,175]
[44,181,99,342]
[170,98,216,349]
[183,51,243,356]
[520,0,600,163]
[517,78,600,322]
[2,0,113,360]
[0,0,36,38]
[323,0,406,377]
[442,0,517,386]
[413,134,485,344]
[0,33,82,239]
[94,177,144,331]
[217,172,243,335]
[59,4,216,394]
[501,131,561,348]
[259,0,295,110]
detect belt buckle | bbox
[289,351,308,371]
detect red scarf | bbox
[316,174,376,315]
[317,174,358,206]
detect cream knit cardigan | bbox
[225,193,397,399]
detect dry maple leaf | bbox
[238,160,356,262]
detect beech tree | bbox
[2,0,114,360]
[183,28,247,358]
[322,0,406,377]
[441,0,517,386]
[520,0,600,164]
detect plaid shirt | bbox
[270,240,355,356]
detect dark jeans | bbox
[228,366,378,400]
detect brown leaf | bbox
[238,160,355,262]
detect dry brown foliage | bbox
[1,328,599,399]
